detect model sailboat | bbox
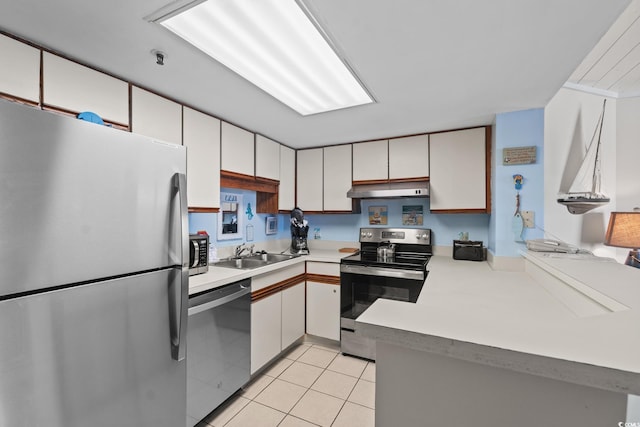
[557,99,610,215]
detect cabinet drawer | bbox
[252,263,305,292]
[306,261,339,277]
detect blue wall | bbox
[307,198,489,246]
[189,188,291,248]
[490,108,545,257]
[190,191,489,248]
[193,108,545,257]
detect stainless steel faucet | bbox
[234,243,256,258]
[234,243,247,258]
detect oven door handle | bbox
[340,264,425,281]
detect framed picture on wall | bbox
[368,206,388,225]
[402,205,423,225]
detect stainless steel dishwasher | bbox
[186,278,251,427]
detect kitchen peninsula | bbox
[357,252,640,427]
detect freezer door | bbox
[0,100,186,296]
[0,269,186,427]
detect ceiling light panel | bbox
[157,0,373,115]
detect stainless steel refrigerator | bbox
[0,99,189,427]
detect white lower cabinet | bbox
[305,261,340,341]
[281,282,306,349]
[306,282,340,341]
[250,264,305,374]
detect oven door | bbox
[340,263,425,360]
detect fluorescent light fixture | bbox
[152,0,373,115]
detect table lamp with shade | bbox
[604,211,640,268]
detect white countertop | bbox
[188,249,349,295]
[356,252,640,395]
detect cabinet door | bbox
[279,145,296,211]
[429,127,487,211]
[255,135,280,181]
[306,281,340,341]
[296,148,323,211]
[323,145,352,211]
[183,107,220,209]
[389,134,429,179]
[281,282,305,350]
[131,86,182,145]
[352,140,388,182]
[0,34,40,103]
[251,293,282,374]
[43,53,129,126]
[221,122,254,176]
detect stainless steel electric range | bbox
[340,227,432,360]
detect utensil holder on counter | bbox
[453,240,485,261]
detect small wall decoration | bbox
[402,205,424,225]
[368,206,388,225]
[503,146,537,165]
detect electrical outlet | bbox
[521,210,534,228]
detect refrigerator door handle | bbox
[170,172,189,361]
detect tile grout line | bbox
[214,343,374,427]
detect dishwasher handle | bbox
[188,283,251,316]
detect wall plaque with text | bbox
[503,146,536,165]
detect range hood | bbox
[347,181,429,199]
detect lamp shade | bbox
[604,212,640,249]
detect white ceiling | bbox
[0,0,632,148]
[567,0,640,98]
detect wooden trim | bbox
[220,170,279,193]
[38,49,43,108]
[41,104,129,130]
[0,93,39,108]
[389,177,430,183]
[280,274,306,291]
[251,273,306,302]
[251,283,282,302]
[352,179,391,185]
[485,125,492,214]
[431,208,489,214]
[188,207,220,213]
[306,274,341,285]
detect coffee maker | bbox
[290,207,310,254]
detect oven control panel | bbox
[359,227,431,245]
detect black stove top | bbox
[341,251,430,270]
[341,227,432,271]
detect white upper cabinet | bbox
[221,122,254,176]
[131,86,182,145]
[389,134,429,179]
[0,34,40,103]
[296,148,323,211]
[352,140,388,181]
[183,107,220,209]
[43,53,129,125]
[255,135,280,181]
[279,145,296,211]
[323,145,352,211]
[429,127,487,211]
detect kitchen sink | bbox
[211,253,300,270]
[247,253,299,263]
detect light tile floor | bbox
[202,341,375,427]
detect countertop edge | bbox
[357,317,640,395]
[188,250,347,295]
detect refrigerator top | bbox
[0,100,187,298]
